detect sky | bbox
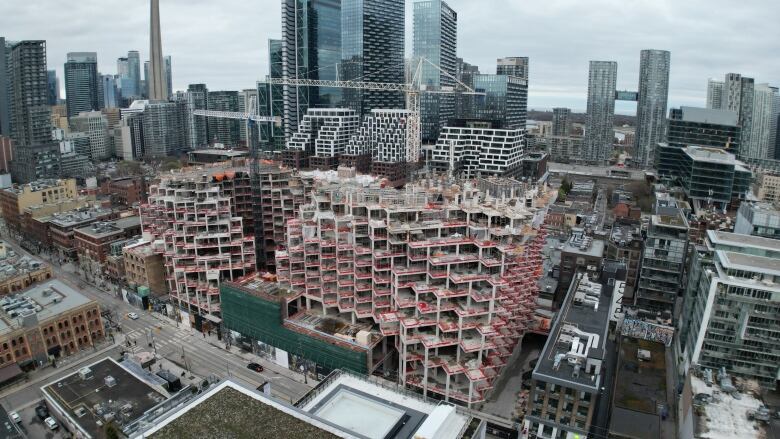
[1,0,778,114]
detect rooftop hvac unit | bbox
[79,367,93,381]
[104,375,117,387]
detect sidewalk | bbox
[150,311,316,387]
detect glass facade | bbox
[413,0,457,142]
[64,52,102,118]
[470,74,527,130]
[206,91,241,147]
[258,39,286,151]
[341,0,405,115]
[281,0,344,138]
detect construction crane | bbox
[262,58,480,163]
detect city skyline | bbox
[1,0,777,113]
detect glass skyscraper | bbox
[47,70,59,105]
[258,39,285,151]
[281,0,344,139]
[583,61,617,164]
[341,0,405,116]
[64,52,102,118]
[413,0,457,142]
[635,49,670,168]
[471,74,527,130]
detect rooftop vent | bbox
[104,375,117,387]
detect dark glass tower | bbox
[64,52,101,118]
[413,0,457,142]
[341,0,405,116]
[281,0,344,139]
[258,39,285,151]
[206,91,241,146]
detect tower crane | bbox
[262,57,481,163]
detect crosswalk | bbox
[122,327,195,354]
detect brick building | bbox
[123,241,168,297]
[48,207,118,260]
[0,280,104,372]
[74,216,141,271]
[0,179,78,235]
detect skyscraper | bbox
[185,83,209,149]
[725,72,754,157]
[46,70,59,105]
[164,55,172,99]
[101,74,120,108]
[258,39,285,151]
[0,37,10,136]
[454,57,479,120]
[280,0,344,139]
[413,0,457,142]
[148,0,168,101]
[497,57,529,80]
[142,61,150,98]
[583,61,617,164]
[8,41,51,147]
[340,0,406,115]
[552,107,572,136]
[635,49,670,168]
[117,50,141,100]
[207,91,240,146]
[238,88,258,144]
[748,83,779,160]
[64,52,101,118]
[471,74,527,129]
[706,79,724,110]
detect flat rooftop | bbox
[145,381,344,439]
[677,106,739,126]
[683,145,738,165]
[297,371,472,439]
[0,280,94,336]
[188,148,248,157]
[609,338,667,439]
[561,234,605,258]
[48,208,113,228]
[533,271,612,392]
[718,250,780,278]
[42,358,168,439]
[709,230,780,252]
[75,216,140,239]
[0,247,47,283]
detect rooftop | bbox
[0,280,94,336]
[0,243,47,283]
[717,250,780,278]
[3,179,72,195]
[75,216,140,239]
[188,148,248,158]
[533,271,612,391]
[42,358,168,439]
[683,145,739,165]
[561,233,605,258]
[609,338,667,439]
[677,106,739,126]
[48,207,113,228]
[144,381,344,439]
[691,374,765,439]
[296,370,473,439]
[708,230,780,252]
[609,220,641,244]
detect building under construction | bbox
[266,174,554,406]
[140,168,256,324]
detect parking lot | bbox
[14,404,69,439]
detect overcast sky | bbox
[2,0,778,113]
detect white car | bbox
[8,411,20,424]
[127,312,139,320]
[44,416,58,430]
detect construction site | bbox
[264,172,556,406]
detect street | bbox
[0,237,314,429]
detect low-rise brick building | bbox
[0,279,104,372]
[74,216,141,268]
[123,240,168,297]
[49,208,118,260]
[0,242,53,296]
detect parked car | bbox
[247,362,264,373]
[44,416,58,430]
[8,411,20,424]
[35,405,49,421]
[127,312,139,320]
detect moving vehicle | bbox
[44,416,58,430]
[127,312,139,320]
[247,362,264,373]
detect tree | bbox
[115,160,143,176]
